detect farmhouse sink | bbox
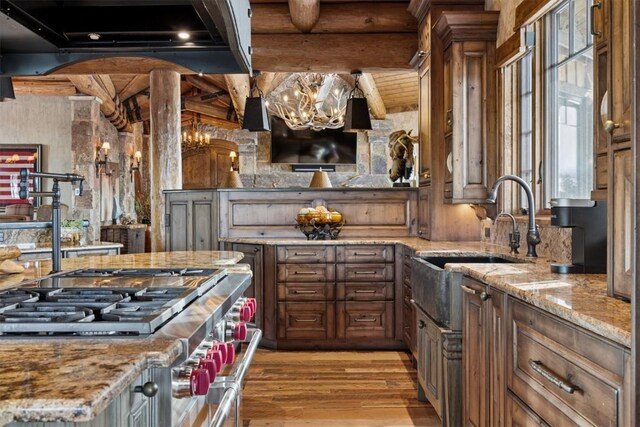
[411,254,524,330]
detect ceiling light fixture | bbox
[181,117,211,151]
[267,73,346,131]
[344,71,372,132]
[88,33,101,41]
[242,72,271,132]
[178,31,191,40]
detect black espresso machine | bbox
[550,198,607,274]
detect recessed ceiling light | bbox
[178,32,190,40]
[88,33,101,40]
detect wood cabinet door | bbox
[609,0,630,141]
[419,62,432,185]
[417,185,431,239]
[165,191,217,251]
[610,148,632,299]
[461,279,488,427]
[488,288,506,427]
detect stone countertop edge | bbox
[221,237,630,348]
[16,241,124,254]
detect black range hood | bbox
[0,0,252,75]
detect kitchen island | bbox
[0,251,248,426]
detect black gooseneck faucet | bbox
[486,175,540,258]
[19,168,85,274]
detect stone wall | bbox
[190,112,418,188]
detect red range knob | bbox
[205,348,223,373]
[246,298,257,316]
[189,368,210,396]
[225,342,236,365]
[240,305,252,322]
[212,342,227,366]
[198,358,217,383]
[234,322,248,341]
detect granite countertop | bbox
[221,237,630,348]
[15,241,123,254]
[0,251,245,424]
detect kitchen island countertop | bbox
[0,251,245,425]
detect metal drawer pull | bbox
[294,252,317,256]
[590,2,602,37]
[354,271,376,275]
[460,285,480,295]
[294,271,317,275]
[355,290,377,294]
[355,318,377,323]
[293,290,317,294]
[294,317,318,323]
[354,252,377,256]
[529,360,580,394]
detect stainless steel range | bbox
[1,267,261,427]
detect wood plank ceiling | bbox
[10,0,418,130]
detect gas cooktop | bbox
[0,268,226,336]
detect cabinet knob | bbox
[134,381,158,398]
[604,120,620,134]
[480,292,491,301]
[418,50,426,58]
[418,320,426,329]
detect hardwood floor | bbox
[242,349,440,426]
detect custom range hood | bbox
[0,0,252,75]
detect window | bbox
[544,0,594,206]
[512,0,594,213]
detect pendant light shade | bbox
[242,73,270,132]
[0,76,15,102]
[243,96,270,131]
[343,71,371,132]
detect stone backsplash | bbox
[481,217,572,263]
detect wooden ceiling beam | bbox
[118,75,150,101]
[288,0,320,33]
[182,98,238,122]
[252,2,417,34]
[256,72,289,94]
[181,111,240,130]
[185,75,225,95]
[68,74,132,132]
[11,77,77,96]
[223,74,250,122]
[252,33,416,72]
[339,73,386,119]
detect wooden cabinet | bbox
[461,276,505,427]
[274,244,400,348]
[609,0,631,142]
[225,242,264,329]
[610,148,632,299]
[417,185,430,239]
[434,11,498,204]
[100,224,146,254]
[402,246,416,358]
[507,298,630,426]
[164,190,218,251]
[419,57,432,185]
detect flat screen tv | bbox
[270,117,357,164]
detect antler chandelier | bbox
[266,73,347,131]
[181,117,211,152]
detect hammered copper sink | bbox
[411,255,524,330]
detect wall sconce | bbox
[129,150,142,181]
[229,151,238,171]
[344,71,372,132]
[95,142,111,176]
[242,73,271,132]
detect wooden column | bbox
[150,69,182,252]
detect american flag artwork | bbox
[0,145,42,206]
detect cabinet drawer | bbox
[276,246,335,263]
[277,264,335,282]
[277,302,335,340]
[402,265,412,286]
[336,245,394,263]
[402,283,412,300]
[506,391,549,426]
[403,300,412,344]
[336,301,394,339]
[508,299,627,426]
[277,283,335,301]
[336,264,394,282]
[336,282,394,301]
[403,248,415,267]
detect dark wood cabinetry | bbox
[225,242,264,329]
[401,246,417,359]
[274,244,401,349]
[100,224,146,254]
[461,276,505,427]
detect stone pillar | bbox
[70,95,103,242]
[149,70,182,252]
[117,131,136,219]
